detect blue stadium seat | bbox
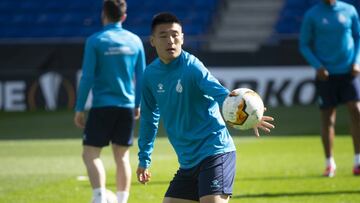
[275,0,360,36]
[0,0,219,50]
[126,24,151,37]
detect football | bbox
[92,189,118,203]
[222,88,264,130]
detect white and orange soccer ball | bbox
[222,88,265,130]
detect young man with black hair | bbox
[136,12,274,203]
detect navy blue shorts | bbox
[316,74,360,109]
[83,106,134,147]
[165,151,236,201]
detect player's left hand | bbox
[253,114,274,137]
[352,64,360,76]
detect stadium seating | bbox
[124,0,218,37]
[3,0,360,51]
[274,0,315,35]
[275,0,360,35]
[0,0,219,50]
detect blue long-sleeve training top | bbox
[75,22,146,111]
[299,1,360,74]
[138,51,236,169]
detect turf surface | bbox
[0,106,358,202]
[0,136,359,203]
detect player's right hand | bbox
[74,112,86,129]
[136,167,151,184]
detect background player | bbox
[74,0,145,202]
[299,0,360,177]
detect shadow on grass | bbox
[233,190,360,199]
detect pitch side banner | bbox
[0,71,77,112]
[0,66,316,111]
[209,66,317,107]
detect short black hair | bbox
[103,0,127,22]
[151,12,182,34]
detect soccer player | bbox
[73,0,145,202]
[299,0,360,177]
[136,12,275,203]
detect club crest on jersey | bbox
[322,18,329,25]
[338,14,346,24]
[176,79,183,93]
[157,83,165,93]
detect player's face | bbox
[150,23,184,64]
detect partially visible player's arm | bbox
[351,6,360,75]
[134,39,146,109]
[193,63,229,106]
[75,37,97,112]
[137,77,160,171]
[134,40,146,120]
[299,12,323,70]
[73,37,96,128]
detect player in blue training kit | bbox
[74,1,145,203]
[136,12,274,203]
[299,0,360,177]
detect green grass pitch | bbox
[0,106,359,202]
[1,136,360,203]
